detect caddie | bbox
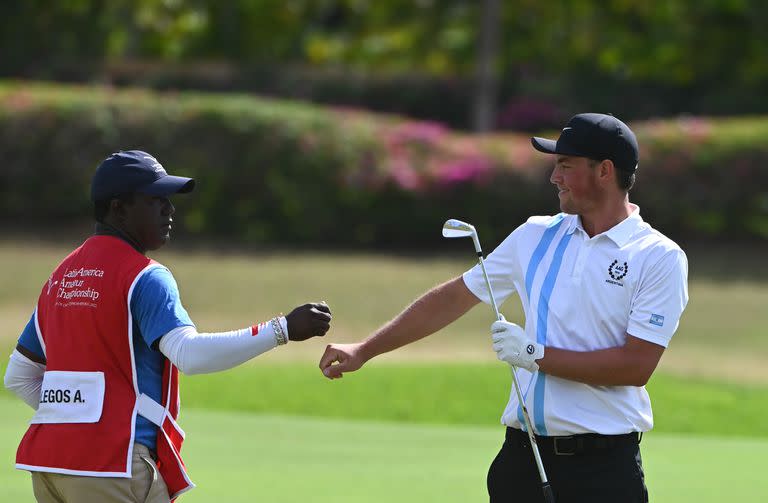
[4,150,333,503]
[319,113,689,502]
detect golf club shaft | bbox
[477,253,501,318]
[477,254,553,499]
[443,219,553,501]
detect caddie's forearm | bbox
[361,276,479,360]
[4,350,45,409]
[159,317,289,375]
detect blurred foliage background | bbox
[1,0,766,247]
[4,0,768,127]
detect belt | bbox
[505,427,641,456]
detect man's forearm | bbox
[360,276,480,361]
[538,335,665,387]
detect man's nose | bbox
[549,167,561,184]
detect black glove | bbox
[285,302,332,342]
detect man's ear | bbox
[598,159,616,184]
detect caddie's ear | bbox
[108,198,126,221]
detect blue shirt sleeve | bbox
[130,266,195,349]
[17,312,45,359]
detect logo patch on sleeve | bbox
[649,314,665,327]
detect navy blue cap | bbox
[90,150,195,201]
[531,113,639,172]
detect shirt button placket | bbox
[572,239,594,283]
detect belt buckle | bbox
[553,436,576,456]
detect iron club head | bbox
[442,218,482,253]
[442,218,476,238]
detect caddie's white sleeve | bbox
[159,317,289,375]
[4,350,46,409]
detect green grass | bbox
[1,240,767,500]
[7,361,763,438]
[648,373,768,437]
[1,240,767,383]
[1,397,766,503]
[176,363,768,438]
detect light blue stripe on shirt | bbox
[517,214,565,431]
[532,231,573,435]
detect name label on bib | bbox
[31,371,105,424]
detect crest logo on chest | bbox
[606,259,628,286]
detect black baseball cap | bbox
[90,150,195,201]
[531,113,639,172]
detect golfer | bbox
[4,150,332,503]
[320,113,688,502]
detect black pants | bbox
[487,428,648,503]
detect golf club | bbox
[442,218,555,503]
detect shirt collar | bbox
[94,222,145,254]
[564,204,644,247]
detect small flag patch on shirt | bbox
[649,314,665,327]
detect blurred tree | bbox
[1,0,767,125]
[186,0,305,62]
[3,0,767,84]
[473,0,501,132]
[496,0,768,87]
[294,0,476,74]
[0,0,206,75]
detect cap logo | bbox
[143,156,166,174]
[562,127,573,132]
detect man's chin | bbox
[147,235,170,251]
[558,200,577,214]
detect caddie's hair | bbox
[93,193,135,223]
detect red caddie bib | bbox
[15,235,194,499]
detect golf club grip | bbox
[542,482,555,502]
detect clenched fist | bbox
[318,342,367,379]
[285,302,332,342]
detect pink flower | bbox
[437,157,493,186]
[387,121,447,147]
[677,117,712,142]
[388,158,423,191]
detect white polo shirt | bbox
[463,205,688,436]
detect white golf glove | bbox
[491,319,544,372]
